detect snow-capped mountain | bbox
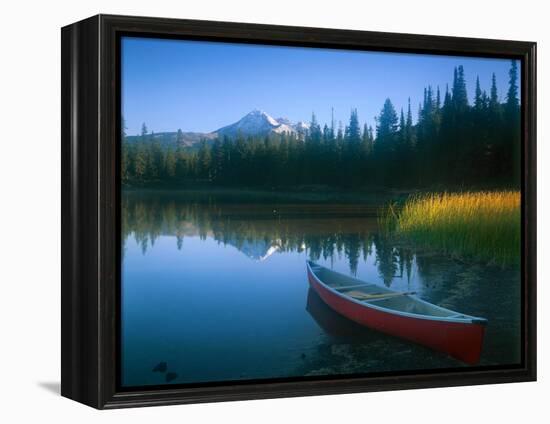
[124,110,308,147]
[214,109,298,138]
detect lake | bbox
[121,190,521,387]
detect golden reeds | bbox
[381,191,521,265]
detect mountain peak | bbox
[244,109,280,126]
[215,110,297,138]
[248,109,267,115]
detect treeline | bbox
[122,61,520,189]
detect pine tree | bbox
[452,65,468,110]
[506,60,519,113]
[376,98,399,153]
[405,98,414,148]
[474,76,483,110]
[308,112,322,144]
[345,109,361,145]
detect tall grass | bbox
[381,191,521,266]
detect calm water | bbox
[121,190,521,387]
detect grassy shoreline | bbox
[381,191,520,266]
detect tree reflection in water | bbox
[121,191,415,288]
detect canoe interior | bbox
[308,262,471,320]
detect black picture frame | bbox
[61,14,537,409]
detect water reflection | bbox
[306,288,378,342]
[121,191,521,386]
[122,192,417,286]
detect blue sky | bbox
[122,36,518,136]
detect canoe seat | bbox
[334,283,373,291]
[346,290,415,301]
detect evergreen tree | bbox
[376,98,399,145]
[308,112,322,144]
[474,76,483,110]
[506,60,519,111]
[374,98,399,184]
[405,98,414,148]
[452,65,468,110]
[345,109,361,145]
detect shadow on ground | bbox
[37,381,60,395]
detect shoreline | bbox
[121,184,519,205]
[121,186,412,204]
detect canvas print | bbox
[120,36,521,388]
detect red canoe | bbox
[306,260,487,364]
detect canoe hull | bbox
[307,267,485,364]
